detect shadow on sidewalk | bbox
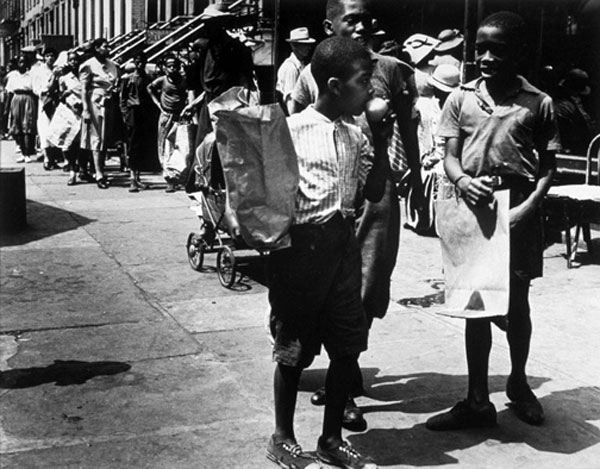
[349,386,600,465]
[0,360,131,388]
[0,200,95,247]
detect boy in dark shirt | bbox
[147,55,189,192]
[426,11,559,431]
[426,12,558,430]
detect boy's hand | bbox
[366,99,395,144]
[509,201,535,229]
[181,104,194,118]
[459,175,494,206]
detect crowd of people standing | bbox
[0,2,597,469]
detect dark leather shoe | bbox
[96,178,110,189]
[342,397,367,432]
[426,399,497,431]
[506,379,544,426]
[79,173,95,183]
[310,388,326,406]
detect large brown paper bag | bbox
[435,189,510,318]
[213,102,299,250]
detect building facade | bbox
[0,0,212,65]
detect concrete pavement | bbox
[1,138,599,468]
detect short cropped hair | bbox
[480,11,526,44]
[326,0,372,21]
[91,38,108,49]
[43,47,57,56]
[311,36,371,92]
[163,54,179,64]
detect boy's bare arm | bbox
[444,137,494,205]
[363,114,394,202]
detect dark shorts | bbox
[506,179,543,281]
[268,212,368,368]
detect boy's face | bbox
[164,59,179,76]
[325,0,373,47]
[475,25,518,81]
[44,52,57,67]
[336,58,373,115]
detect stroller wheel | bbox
[187,232,205,271]
[217,246,237,288]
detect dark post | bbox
[0,167,27,233]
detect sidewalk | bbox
[1,138,599,468]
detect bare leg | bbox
[466,318,492,405]
[93,150,105,180]
[321,354,358,446]
[273,363,301,444]
[507,278,532,384]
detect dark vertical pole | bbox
[534,6,545,85]
[272,0,279,104]
[463,0,469,82]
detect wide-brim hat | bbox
[21,45,36,53]
[286,27,315,44]
[402,34,439,66]
[435,29,464,52]
[199,3,234,21]
[427,63,461,93]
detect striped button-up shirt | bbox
[287,106,372,224]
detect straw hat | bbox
[286,27,316,44]
[427,64,461,93]
[434,29,464,52]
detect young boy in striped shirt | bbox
[266,37,392,469]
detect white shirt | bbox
[276,53,305,102]
[287,106,372,224]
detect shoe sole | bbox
[267,449,320,469]
[316,451,360,469]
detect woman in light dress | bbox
[5,54,37,163]
[79,38,120,189]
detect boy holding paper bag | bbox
[426,12,560,431]
[266,36,392,469]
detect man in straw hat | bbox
[276,27,315,114]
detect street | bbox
[1,138,599,468]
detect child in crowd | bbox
[147,54,189,192]
[266,36,392,469]
[426,11,559,431]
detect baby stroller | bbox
[185,132,248,288]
